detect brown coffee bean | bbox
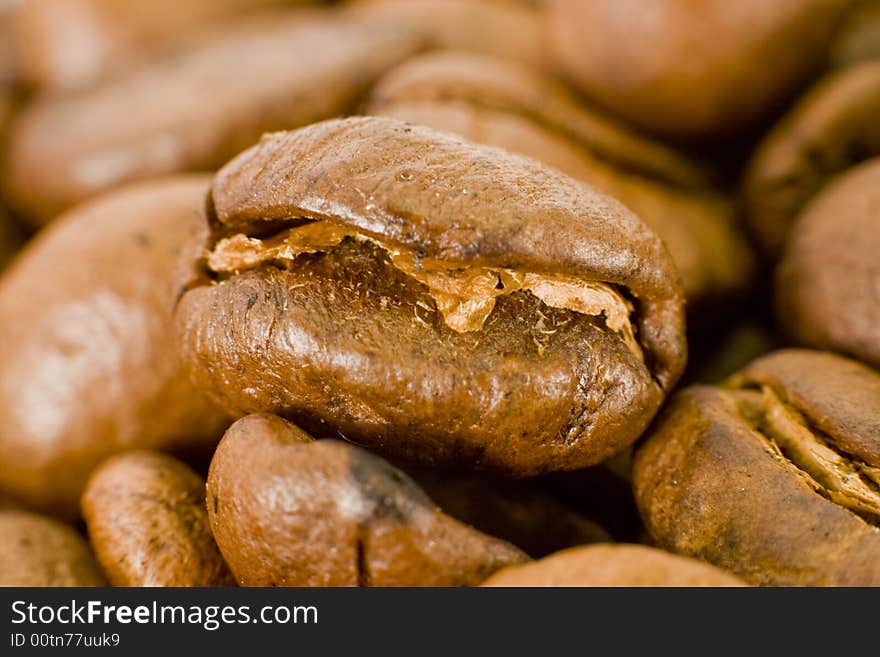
[742,61,880,255]
[0,510,106,586]
[0,176,229,518]
[368,52,707,188]
[208,414,529,587]
[345,0,544,69]
[4,13,421,224]
[776,158,880,368]
[82,450,234,587]
[546,0,855,138]
[634,349,880,586]
[8,0,317,92]
[175,116,686,476]
[481,544,745,587]
[367,51,754,311]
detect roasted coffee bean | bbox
[368,52,753,311]
[346,0,544,69]
[8,0,316,92]
[742,61,880,256]
[208,414,529,586]
[776,158,880,368]
[481,544,745,587]
[546,0,855,138]
[0,176,229,518]
[0,510,106,586]
[4,13,421,224]
[82,450,234,587]
[368,52,707,187]
[176,116,686,476]
[634,349,880,586]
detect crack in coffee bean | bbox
[206,220,642,360]
[732,385,880,527]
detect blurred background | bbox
[0,0,878,526]
[1,0,879,589]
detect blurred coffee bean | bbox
[346,0,544,69]
[829,0,880,67]
[0,510,107,586]
[547,0,856,138]
[743,61,880,256]
[4,12,422,224]
[9,0,321,92]
[82,450,234,587]
[0,176,230,518]
[776,158,880,368]
[482,544,745,587]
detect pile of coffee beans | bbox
[0,0,877,587]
